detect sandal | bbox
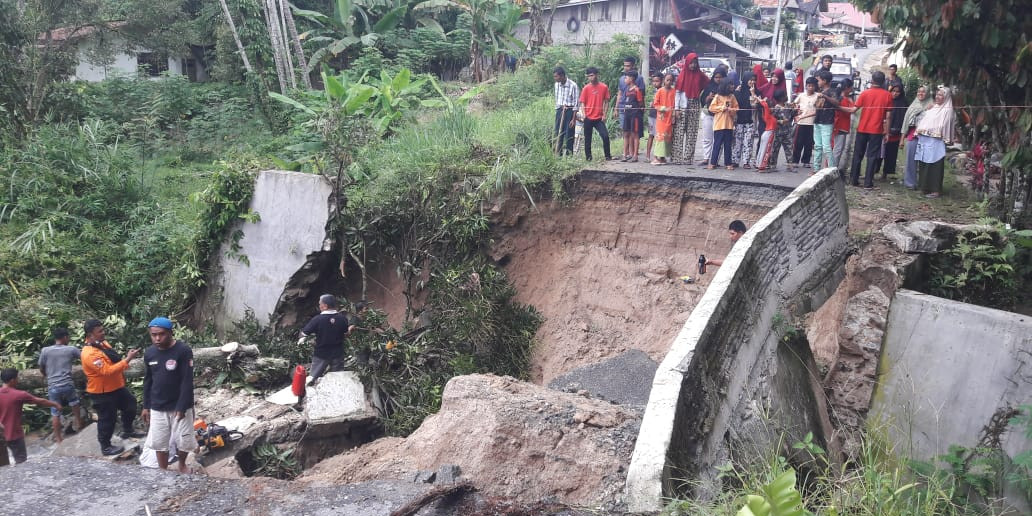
[650,160,665,165]
[725,165,735,170]
[630,157,639,163]
[705,165,716,170]
[743,164,752,169]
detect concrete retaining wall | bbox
[873,289,1032,463]
[625,169,849,511]
[199,170,334,335]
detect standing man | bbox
[0,369,61,465]
[299,294,355,386]
[885,64,904,93]
[579,67,613,161]
[846,71,894,189]
[810,54,834,78]
[141,317,196,472]
[38,328,84,443]
[553,67,579,156]
[614,56,647,154]
[81,318,144,456]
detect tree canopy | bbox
[854,0,1032,226]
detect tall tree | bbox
[854,0,1032,226]
[0,0,192,140]
[217,0,254,73]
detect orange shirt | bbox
[81,342,129,394]
[854,87,893,134]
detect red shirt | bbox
[579,82,610,121]
[0,386,35,441]
[854,87,893,134]
[759,100,776,130]
[834,96,854,133]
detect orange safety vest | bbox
[81,341,129,394]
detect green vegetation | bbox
[927,219,1032,310]
[665,413,1032,516]
[855,0,1032,227]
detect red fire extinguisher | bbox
[291,365,306,397]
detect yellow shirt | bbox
[709,94,739,131]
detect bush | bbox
[483,34,644,109]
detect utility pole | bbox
[770,0,785,62]
[641,0,653,78]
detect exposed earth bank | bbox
[491,174,783,384]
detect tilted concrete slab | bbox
[874,290,1032,459]
[624,168,849,511]
[304,371,378,427]
[201,170,334,335]
[873,290,1032,514]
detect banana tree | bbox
[292,0,409,71]
[413,0,523,82]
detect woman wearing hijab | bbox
[673,53,709,164]
[727,69,740,89]
[732,72,758,168]
[902,85,933,189]
[698,67,727,165]
[876,84,909,179]
[753,64,787,102]
[914,86,956,198]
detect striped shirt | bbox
[555,79,579,109]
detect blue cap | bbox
[148,317,173,330]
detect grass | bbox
[845,157,983,226]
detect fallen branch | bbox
[390,481,474,516]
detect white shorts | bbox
[145,408,198,453]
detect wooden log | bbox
[15,344,267,391]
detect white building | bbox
[43,25,204,82]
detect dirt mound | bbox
[302,374,640,508]
[492,176,779,384]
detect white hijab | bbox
[916,86,956,143]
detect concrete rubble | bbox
[303,374,641,510]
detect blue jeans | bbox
[48,383,80,417]
[813,124,834,169]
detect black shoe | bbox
[119,430,146,439]
[101,445,125,456]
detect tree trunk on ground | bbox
[218,0,254,73]
[280,0,312,89]
[15,344,284,391]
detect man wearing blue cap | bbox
[141,317,196,472]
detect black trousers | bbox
[881,138,901,176]
[583,117,611,161]
[791,124,814,165]
[554,107,576,155]
[850,132,884,187]
[91,387,137,447]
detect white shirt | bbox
[554,79,579,109]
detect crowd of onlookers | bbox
[553,53,956,197]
